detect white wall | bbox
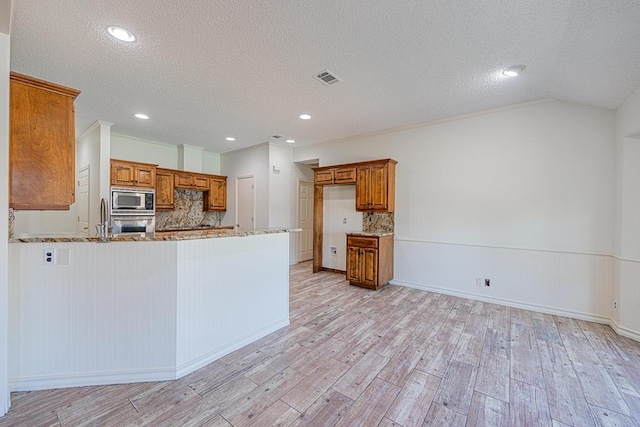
[613,85,640,338]
[0,3,11,413]
[76,121,112,237]
[111,134,221,175]
[202,151,221,175]
[221,143,270,228]
[295,100,619,325]
[111,133,178,169]
[322,186,363,271]
[268,144,293,228]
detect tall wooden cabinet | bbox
[346,234,394,290]
[9,72,80,210]
[155,169,175,210]
[204,177,227,211]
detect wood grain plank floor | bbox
[2,261,640,427]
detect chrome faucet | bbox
[96,197,110,242]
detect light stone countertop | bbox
[9,228,301,243]
[347,232,395,237]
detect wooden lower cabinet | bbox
[346,234,394,290]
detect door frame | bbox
[235,174,256,230]
[76,164,90,234]
[296,178,314,263]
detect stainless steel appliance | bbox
[111,187,155,235]
[111,187,155,215]
[111,215,155,235]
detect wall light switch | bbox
[330,246,337,256]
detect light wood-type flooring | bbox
[2,261,640,426]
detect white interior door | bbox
[236,176,255,231]
[76,165,90,234]
[297,180,313,262]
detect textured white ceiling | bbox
[9,0,640,153]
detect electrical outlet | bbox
[343,218,347,224]
[476,277,483,287]
[43,249,56,265]
[330,246,337,256]
[484,278,490,287]
[613,300,618,311]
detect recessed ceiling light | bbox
[107,26,136,42]
[502,65,526,77]
[226,137,236,141]
[286,139,295,144]
[299,114,311,120]
[134,113,149,119]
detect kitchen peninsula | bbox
[8,228,297,391]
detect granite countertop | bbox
[347,232,395,237]
[9,228,301,243]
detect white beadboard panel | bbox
[8,233,292,391]
[616,258,640,340]
[175,233,290,371]
[393,239,613,322]
[8,242,178,390]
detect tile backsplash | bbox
[362,212,394,233]
[155,189,223,230]
[9,208,14,238]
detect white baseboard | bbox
[175,318,290,378]
[392,279,640,342]
[9,368,176,392]
[609,318,640,342]
[10,319,291,392]
[391,279,611,324]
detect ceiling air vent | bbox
[314,70,342,86]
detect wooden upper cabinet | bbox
[333,167,357,184]
[175,171,209,190]
[356,160,396,212]
[204,176,227,211]
[110,159,157,188]
[9,72,80,210]
[315,169,334,185]
[314,166,356,185]
[155,169,175,210]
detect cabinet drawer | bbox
[347,236,378,248]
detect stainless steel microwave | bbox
[111,187,155,215]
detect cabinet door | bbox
[369,164,388,210]
[193,175,209,190]
[334,167,356,184]
[135,166,156,188]
[206,178,227,211]
[361,248,378,287]
[155,171,175,210]
[315,170,334,185]
[174,173,194,189]
[355,166,371,210]
[9,74,79,210]
[347,247,362,283]
[111,162,135,186]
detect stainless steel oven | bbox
[111,187,155,215]
[111,215,155,235]
[111,187,155,235]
